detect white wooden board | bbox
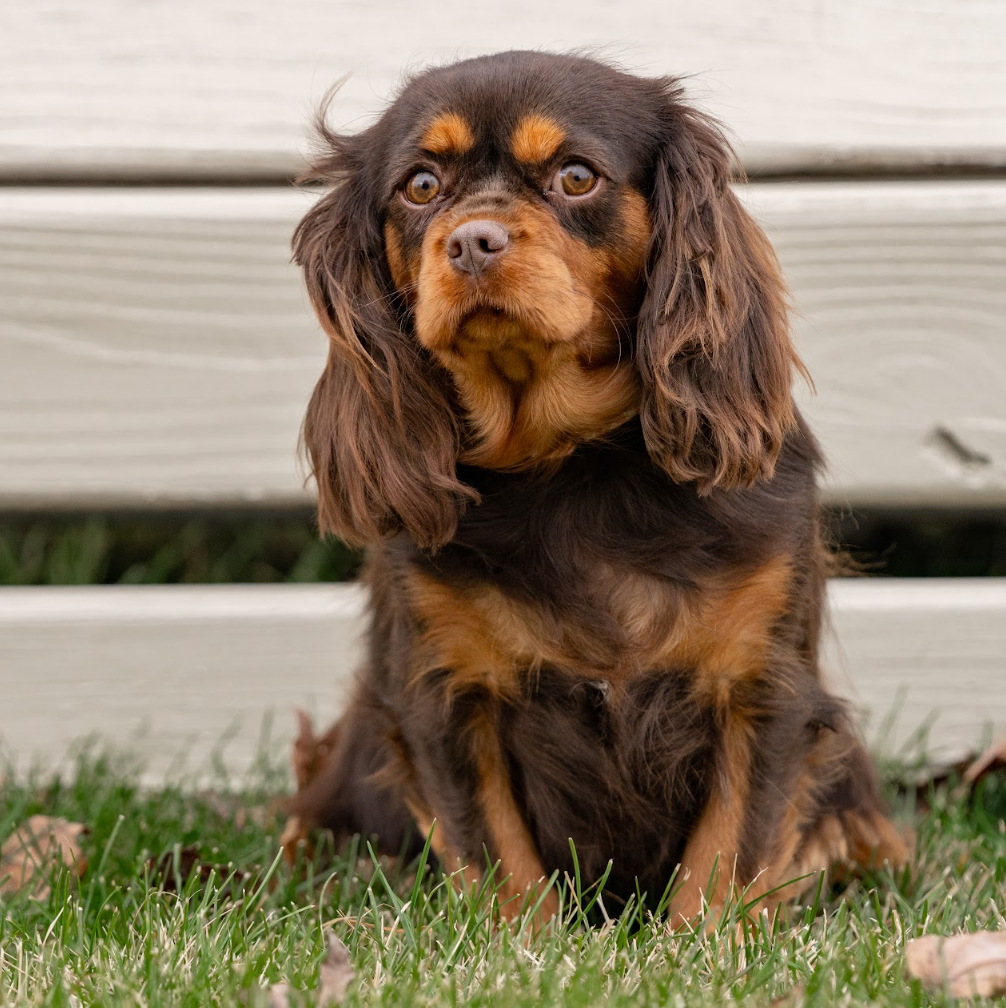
[0,190,324,507]
[756,182,1006,507]
[2,182,1005,509]
[825,580,1006,763]
[2,1,1006,180]
[0,585,365,782]
[0,580,1002,780]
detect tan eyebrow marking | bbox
[510,115,566,164]
[420,112,476,155]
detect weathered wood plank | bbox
[0,191,322,507]
[826,580,1006,762]
[2,1,1005,179]
[2,182,1004,508]
[0,580,1001,779]
[755,181,1006,507]
[0,585,365,781]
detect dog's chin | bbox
[456,307,537,346]
[416,294,591,356]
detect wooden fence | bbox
[2,0,1005,778]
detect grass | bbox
[2,509,1005,585]
[2,744,1005,1007]
[0,513,360,586]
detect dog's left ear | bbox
[636,86,808,493]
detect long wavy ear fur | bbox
[636,83,808,493]
[294,120,476,550]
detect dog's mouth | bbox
[418,277,596,355]
[460,304,506,323]
[455,304,534,346]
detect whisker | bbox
[359,278,421,313]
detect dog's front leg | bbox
[669,708,755,927]
[406,699,559,924]
[668,670,902,928]
[467,708,560,921]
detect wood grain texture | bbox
[2,1,1005,179]
[825,580,1006,762]
[0,580,1001,778]
[0,190,323,507]
[751,181,1006,507]
[2,182,1005,508]
[0,585,366,781]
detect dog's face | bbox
[295,52,803,548]
[377,55,656,469]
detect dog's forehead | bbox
[382,52,662,172]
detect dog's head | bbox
[295,51,803,549]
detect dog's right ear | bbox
[293,132,475,551]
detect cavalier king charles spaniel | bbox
[284,50,907,924]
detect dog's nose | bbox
[446,219,510,274]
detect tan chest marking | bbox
[405,554,793,698]
[444,333,641,471]
[660,553,794,705]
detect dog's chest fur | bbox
[498,664,720,899]
[393,422,810,696]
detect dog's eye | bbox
[555,162,597,197]
[404,170,441,205]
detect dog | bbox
[284,50,908,924]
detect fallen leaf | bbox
[265,985,292,1007]
[281,710,343,865]
[906,932,1006,998]
[0,816,88,899]
[315,932,356,1003]
[891,756,975,812]
[963,732,1006,787]
[292,710,342,791]
[147,844,206,889]
[193,790,275,832]
[891,732,1006,812]
[896,757,974,791]
[265,931,355,1007]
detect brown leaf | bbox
[315,932,355,1003]
[281,710,344,866]
[265,931,355,1007]
[0,816,88,899]
[265,985,293,1008]
[891,732,1006,812]
[292,710,342,791]
[906,932,1006,998]
[891,756,975,812]
[963,732,1006,787]
[193,790,275,832]
[146,845,206,889]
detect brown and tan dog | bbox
[285,50,907,924]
